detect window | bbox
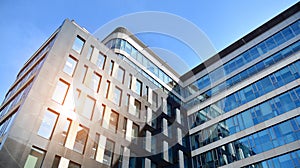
[73,125,88,154]
[68,161,81,168]
[72,35,85,54]
[113,87,122,106]
[116,66,125,83]
[91,133,100,159]
[52,79,69,104]
[129,152,137,168]
[86,45,94,60]
[52,155,61,168]
[24,146,46,168]
[132,123,139,144]
[37,109,58,139]
[134,100,141,118]
[63,56,77,76]
[81,65,88,83]
[90,72,101,92]
[117,146,124,168]
[109,61,114,76]
[128,74,132,89]
[103,139,115,166]
[96,53,106,69]
[81,96,96,120]
[59,119,71,145]
[122,118,127,137]
[109,111,119,133]
[135,79,142,96]
[105,81,110,98]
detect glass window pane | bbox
[90,72,101,92]
[116,67,125,83]
[282,27,294,41]
[113,87,122,106]
[290,20,300,35]
[37,109,58,139]
[73,125,88,154]
[91,133,100,159]
[103,139,115,166]
[132,123,139,144]
[109,111,119,133]
[63,56,77,76]
[68,161,81,168]
[52,80,69,104]
[273,32,285,46]
[134,100,141,118]
[265,37,277,50]
[72,36,85,54]
[96,53,106,69]
[135,80,142,96]
[24,147,46,168]
[81,96,95,120]
[59,119,71,145]
[52,155,61,168]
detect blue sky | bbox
[0,0,298,102]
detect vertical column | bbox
[176,108,181,124]
[145,130,151,152]
[128,96,135,116]
[125,119,133,141]
[64,84,75,111]
[96,135,107,163]
[177,128,182,145]
[162,98,167,114]
[163,141,169,162]
[131,76,137,92]
[163,118,168,136]
[145,158,151,168]
[122,147,130,168]
[178,150,184,168]
[102,107,111,129]
[148,87,152,104]
[146,107,152,125]
[58,157,69,168]
[64,120,79,149]
[112,63,119,78]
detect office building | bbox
[0,2,299,168]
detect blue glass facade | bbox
[184,20,300,101]
[191,85,300,149]
[106,38,178,88]
[187,7,300,168]
[192,116,300,167]
[243,149,300,168]
[185,40,300,109]
[189,60,300,129]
